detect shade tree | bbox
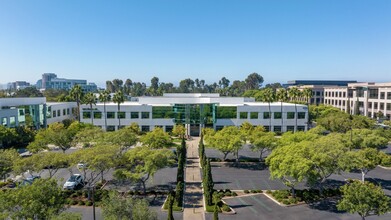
[140,127,172,149]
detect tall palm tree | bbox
[302,88,313,127]
[70,84,83,122]
[257,88,275,131]
[288,87,300,132]
[113,90,125,129]
[83,92,97,124]
[99,90,111,131]
[276,88,288,132]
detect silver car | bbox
[63,174,84,190]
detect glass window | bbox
[57,110,61,117]
[264,126,270,132]
[107,126,116,131]
[83,111,91,119]
[141,112,150,119]
[297,126,305,131]
[19,109,25,116]
[274,112,282,119]
[141,126,150,132]
[216,126,224,131]
[63,109,66,115]
[388,92,391,100]
[216,106,237,119]
[380,92,385,99]
[165,126,174,133]
[131,112,139,119]
[107,112,115,119]
[380,103,384,109]
[67,108,70,115]
[53,110,56,117]
[117,112,125,119]
[298,112,306,119]
[94,112,102,119]
[286,126,295,132]
[250,112,258,119]
[263,112,270,119]
[9,117,16,127]
[287,112,295,119]
[273,126,281,132]
[239,112,247,119]
[387,103,391,111]
[2,117,7,126]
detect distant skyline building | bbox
[7,81,31,90]
[36,73,97,92]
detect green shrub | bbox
[0,182,7,188]
[282,199,290,205]
[231,192,237,196]
[222,204,231,212]
[288,198,297,204]
[71,193,78,198]
[76,191,83,196]
[78,201,85,206]
[257,189,263,193]
[224,191,232,197]
[266,190,272,194]
[244,190,249,194]
[250,190,257,193]
[272,190,290,200]
[224,189,231,193]
[85,201,93,206]
[70,200,78,205]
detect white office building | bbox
[80,93,309,135]
[0,98,77,129]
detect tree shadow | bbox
[225,162,267,170]
[367,178,391,190]
[307,197,345,214]
[229,204,253,209]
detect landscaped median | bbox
[263,188,341,206]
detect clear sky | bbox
[0,0,390,87]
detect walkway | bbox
[183,137,204,220]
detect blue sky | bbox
[0,0,390,87]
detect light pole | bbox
[87,185,96,220]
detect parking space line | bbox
[250,195,272,212]
[250,179,256,189]
[263,179,272,190]
[235,179,242,189]
[238,198,258,215]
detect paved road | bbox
[205,194,391,220]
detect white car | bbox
[63,174,84,190]
[77,162,88,170]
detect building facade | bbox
[7,81,31,91]
[80,93,309,135]
[324,82,391,120]
[36,73,97,92]
[0,98,77,129]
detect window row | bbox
[82,111,151,119]
[238,112,306,119]
[51,108,72,118]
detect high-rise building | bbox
[36,73,97,92]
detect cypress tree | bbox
[175,181,184,207]
[204,159,214,206]
[167,191,175,220]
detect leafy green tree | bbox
[115,147,174,193]
[172,124,186,139]
[0,149,19,181]
[103,126,138,152]
[337,181,390,220]
[37,152,69,178]
[99,90,111,131]
[140,127,172,149]
[46,122,73,153]
[339,148,383,182]
[13,87,43,97]
[101,190,157,220]
[0,178,66,219]
[83,92,97,124]
[245,72,264,90]
[249,131,277,161]
[240,121,254,142]
[213,193,221,220]
[73,126,104,148]
[113,90,125,128]
[167,191,175,220]
[70,84,83,121]
[278,131,319,147]
[204,126,244,162]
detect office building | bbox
[80,93,309,135]
[36,73,97,92]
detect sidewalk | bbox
[183,137,204,220]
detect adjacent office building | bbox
[80,93,309,135]
[7,81,31,91]
[0,97,77,129]
[36,73,97,92]
[324,82,391,120]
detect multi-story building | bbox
[80,93,308,135]
[7,81,31,91]
[286,80,357,105]
[0,97,77,129]
[324,82,391,120]
[36,73,97,92]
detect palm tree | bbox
[257,88,275,131]
[99,90,111,131]
[70,84,83,122]
[276,88,288,132]
[83,92,97,124]
[302,88,313,127]
[113,90,125,129]
[288,87,300,132]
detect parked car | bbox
[77,162,88,170]
[63,174,84,190]
[18,175,41,187]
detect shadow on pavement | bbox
[307,197,345,214]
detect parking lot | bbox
[205,194,391,220]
